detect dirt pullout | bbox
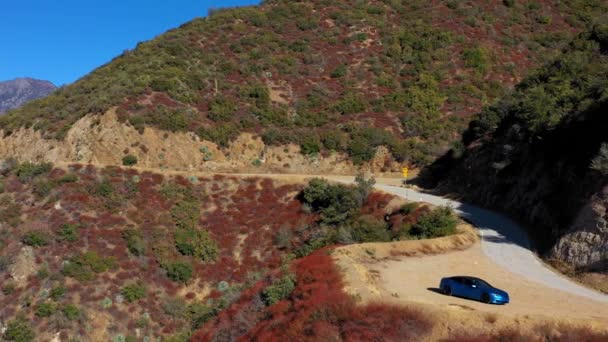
[336,239,608,339]
[334,224,478,301]
[0,109,403,175]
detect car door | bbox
[451,277,465,296]
[462,278,480,299]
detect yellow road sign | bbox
[402,167,409,178]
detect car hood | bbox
[490,288,509,298]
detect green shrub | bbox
[171,200,201,230]
[121,282,147,303]
[410,206,458,238]
[399,202,419,215]
[62,251,116,281]
[262,273,296,306]
[333,93,366,115]
[32,179,56,197]
[123,229,146,256]
[462,47,489,74]
[50,285,66,301]
[165,261,193,283]
[321,130,346,151]
[174,228,219,262]
[349,215,391,243]
[300,136,321,156]
[22,231,50,247]
[57,223,79,242]
[57,173,78,183]
[3,317,35,341]
[62,304,82,321]
[15,162,52,182]
[301,177,372,225]
[122,154,138,166]
[330,64,348,78]
[348,136,376,164]
[208,95,236,122]
[197,123,240,148]
[35,302,57,317]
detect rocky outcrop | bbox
[0,78,56,114]
[551,186,608,271]
[0,108,404,175]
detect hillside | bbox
[425,22,608,281]
[1,0,607,169]
[1,161,466,340]
[0,78,56,114]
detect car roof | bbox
[451,276,492,285]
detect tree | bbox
[591,143,608,175]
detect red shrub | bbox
[193,249,433,341]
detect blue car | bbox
[439,276,509,304]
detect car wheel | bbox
[444,286,452,296]
[482,293,491,304]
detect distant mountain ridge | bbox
[0,78,56,114]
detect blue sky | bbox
[1,0,260,86]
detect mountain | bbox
[0,0,606,172]
[426,22,608,288]
[0,78,56,114]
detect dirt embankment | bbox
[0,109,403,175]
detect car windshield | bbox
[471,278,491,287]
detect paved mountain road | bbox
[373,183,608,304]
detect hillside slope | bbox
[0,78,56,114]
[427,23,608,275]
[1,0,606,168]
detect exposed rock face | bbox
[8,246,36,286]
[0,78,56,114]
[0,108,403,175]
[551,186,608,271]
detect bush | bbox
[50,285,66,301]
[462,47,489,74]
[121,282,147,303]
[330,64,347,78]
[300,136,321,156]
[22,231,50,247]
[15,162,52,182]
[57,223,79,242]
[333,93,366,115]
[174,228,219,262]
[165,261,193,283]
[171,200,201,230]
[32,179,56,197]
[62,251,116,281]
[591,143,608,175]
[35,302,57,317]
[301,177,372,225]
[410,206,458,238]
[349,215,391,243]
[123,229,146,256]
[262,273,296,306]
[122,154,138,166]
[3,317,35,341]
[62,304,82,321]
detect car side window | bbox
[463,279,474,287]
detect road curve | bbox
[373,183,608,304]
